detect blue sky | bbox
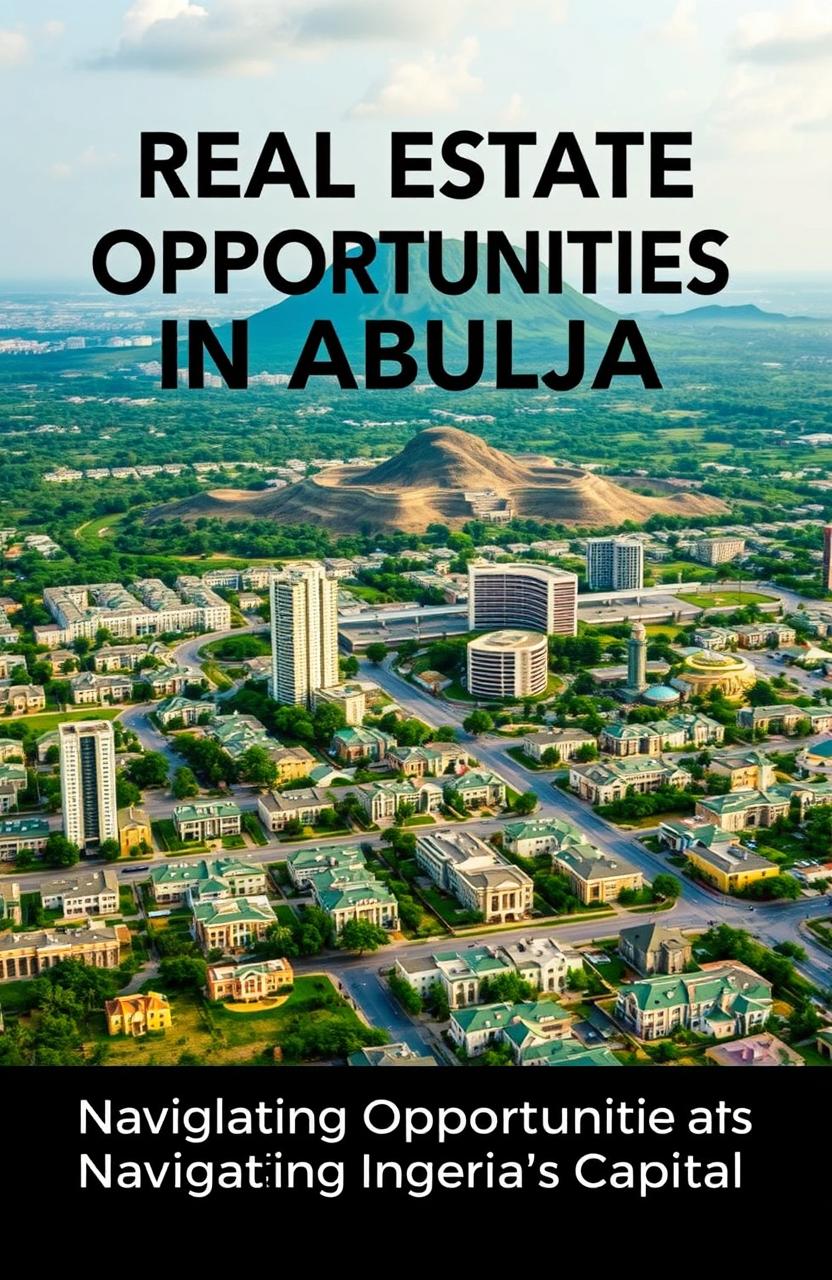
[0,0,830,284]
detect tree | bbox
[427,978,450,1022]
[98,838,121,863]
[463,709,494,736]
[388,971,422,1015]
[339,919,388,954]
[116,773,141,809]
[541,746,560,766]
[365,642,388,665]
[172,765,199,800]
[237,745,277,788]
[651,873,681,901]
[479,971,536,1004]
[44,832,80,868]
[513,790,538,816]
[158,955,208,991]
[125,750,170,790]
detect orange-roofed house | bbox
[105,991,172,1037]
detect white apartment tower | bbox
[59,720,118,849]
[269,561,339,706]
[467,562,577,636]
[585,537,644,591]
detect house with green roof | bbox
[694,787,793,833]
[395,946,513,1009]
[287,844,366,889]
[503,816,588,859]
[307,857,399,934]
[156,695,210,728]
[192,894,277,955]
[615,962,773,1041]
[172,800,242,842]
[150,857,267,905]
[569,755,691,805]
[0,816,50,862]
[446,769,506,808]
[330,725,395,764]
[450,998,575,1061]
[348,1043,438,1067]
[0,761,27,814]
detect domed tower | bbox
[628,621,647,693]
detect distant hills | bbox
[224,238,620,371]
[645,303,812,324]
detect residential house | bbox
[207,957,294,1003]
[330,725,394,764]
[553,844,643,905]
[502,815,589,860]
[353,778,443,824]
[69,671,132,705]
[694,788,793,833]
[172,800,242,842]
[309,860,399,934]
[615,962,773,1040]
[448,770,507,809]
[386,741,468,778]
[449,999,573,1060]
[521,727,596,763]
[0,739,24,763]
[708,748,776,792]
[272,745,317,785]
[287,845,365,890]
[150,857,266,905]
[733,622,795,649]
[395,947,514,1009]
[736,704,810,734]
[0,881,21,925]
[105,991,172,1037]
[496,935,584,994]
[146,666,194,698]
[117,806,151,858]
[192,895,277,955]
[0,762,28,814]
[0,685,46,714]
[156,696,208,728]
[685,838,780,894]
[569,755,691,805]
[0,652,27,680]
[40,867,119,918]
[93,642,153,672]
[415,830,533,924]
[256,787,334,833]
[0,817,49,862]
[619,923,692,976]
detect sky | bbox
[0,0,830,294]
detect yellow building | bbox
[118,806,151,858]
[105,991,172,1037]
[685,839,780,895]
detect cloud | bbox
[91,0,568,75]
[351,37,482,117]
[0,29,28,67]
[733,1,832,65]
[715,3,832,147]
[658,0,698,44]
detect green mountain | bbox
[231,238,619,371]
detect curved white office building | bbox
[467,630,549,699]
[468,562,577,636]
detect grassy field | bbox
[5,706,122,735]
[86,975,368,1066]
[675,589,778,609]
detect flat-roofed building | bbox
[40,867,119,918]
[522,727,596,763]
[0,817,49,862]
[257,787,334,833]
[569,755,691,805]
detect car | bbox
[123,865,148,874]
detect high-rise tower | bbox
[269,561,339,706]
[59,719,118,849]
